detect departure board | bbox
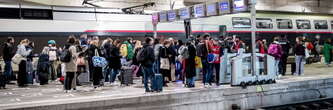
[167,10,177,21]
[193,4,205,18]
[179,8,190,20]
[219,0,231,14]
[206,3,217,16]
[233,0,248,12]
[152,13,159,24]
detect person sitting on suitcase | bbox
[137,37,155,92]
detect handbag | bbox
[92,49,108,67]
[76,57,86,66]
[195,56,203,68]
[12,54,25,64]
[160,48,170,70]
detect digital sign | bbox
[193,4,205,18]
[219,0,231,14]
[159,11,167,22]
[233,0,248,12]
[179,8,190,20]
[167,10,177,21]
[152,13,159,24]
[206,3,217,16]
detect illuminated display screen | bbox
[159,12,167,22]
[193,4,205,18]
[219,1,230,14]
[233,0,247,12]
[206,3,217,16]
[179,8,190,20]
[167,10,177,21]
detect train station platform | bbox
[0,63,333,110]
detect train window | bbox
[232,17,251,28]
[21,9,53,19]
[314,20,328,29]
[0,8,20,19]
[296,20,311,29]
[256,18,273,29]
[277,19,293,29]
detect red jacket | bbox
[211,45,221,64]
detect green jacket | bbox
[323,43,332,62]
[123,41,134,60]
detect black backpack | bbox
[136,48,146,62]
[60,45,72,63]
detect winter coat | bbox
[108,45,122,69]
[141,44,155,67]
[185,44,196,78]
[123,41,134,60]
[64,45,77,72]
[3,43,15,61]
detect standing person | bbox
[210,38,221,86]
[26,42,35,84]
[101,38,112,83]
[159,40,172,87]
[231,37,244,53]
[153,38,163,74]
[197,37,209,87]
[108,39,122,85]
[294,38,306,76]
[132,40,143,77]
[268,37,283,78]
[139,37,155,92]
[48,40,59,81]
[323,39,332,66]
[38,47,50,85]
[74,39,86,86]
[279,36,291,76]
[177,40,187,81]
[185,41,196,88]
[88,39,103,89]
[3,37,15,84]
[123,38,134,61]
[16,39,32,87]
[63,36,78,92]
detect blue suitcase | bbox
[152,74,163,92]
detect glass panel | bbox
[256,18,273,29]
[242,57,252,76]
[277,19,293,29]
[314,20,328,29]
[331,21,333,30]
[232,17,251,28]
[296,19,311,29]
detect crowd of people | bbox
[0,33,327,92]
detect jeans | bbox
[110,68,120,83]
[104,67,111,82]
[295,55,305,75]
[4,61,12,83]
[186,77,195,87]
[205,63,213,85]
[64,72,75,90]
[142,66,154,92]
[201,58,210,84]
[213,63,220,85]
[274,59,280,76]
[279,55,288,76]
[153,60,160,74]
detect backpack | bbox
[60,46,72,63]
[268,43,281,58]
[178,46,189,59]
[136,48,146,62]
[38,54,50,73]
[48,48,57,61]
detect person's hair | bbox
[20,39,29,45]
[74,39,80,45]
[113,39,121,47]
[145,37,153,44]
[67,35,76,44]
[134,40,142,49]
[203,33,210,39]
[178,40,183,46]
[325,39,331,43]
[92,36,99,41]
[41,46,49,54]
[80,34,88,39]
[7,37,14,43]
[127,37,133,42]
[163,40,171,46]
[154,38,160,45]
[28,41,34,48]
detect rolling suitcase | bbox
[152,74,163,92]
[120,66,133,86]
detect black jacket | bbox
[186,44,196,78]
[141,44,155,67]
[294,44,306,56]
[108,45,121,69]
[3,43,15,61]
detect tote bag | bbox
[12,54,25,64]
[92,49,108,67]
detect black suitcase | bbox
[120,67,133,86]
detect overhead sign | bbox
[233,0,248,12]
[159,11,167,22]
[152,13,159,24]
[219,0,231,14]
[206,3,218,16]
[179,8,190,20]
[193,4,205,18]
[167,10,177,21]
